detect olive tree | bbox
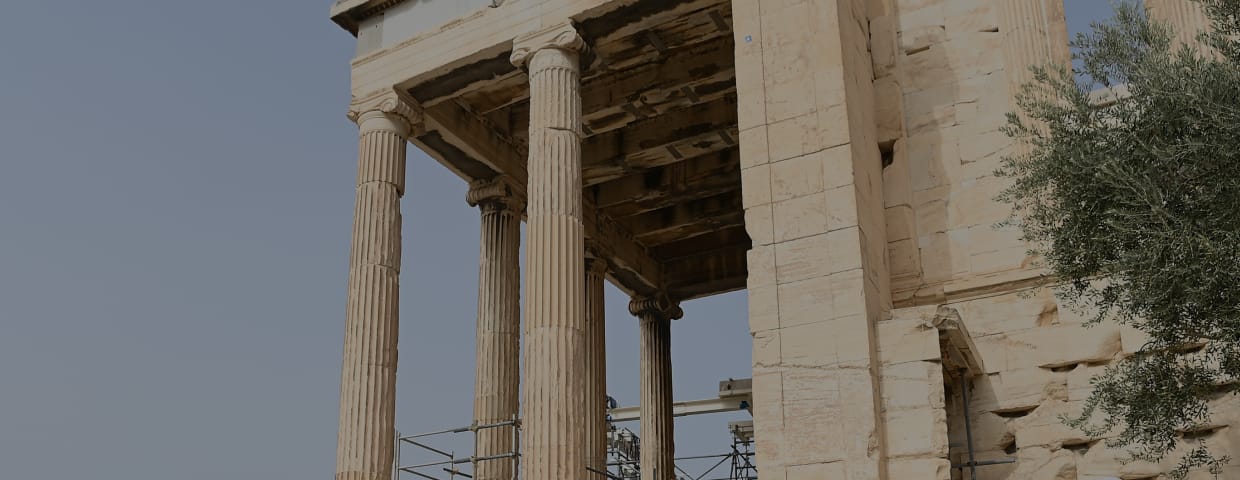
[997,1,1240,477]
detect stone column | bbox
[996,0,1070,90]
[997,0,1071,157]
[629,296,682,480]
[336,92,419,480]
[509,24,588,480]
[1147,0,1211,49]
[467,177,524,480]
[583,256,609,474]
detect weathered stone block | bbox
[758,0,817,124]
[903,84,957,135]
[906,131,961,192]
[780,321,838,367]
[1012,399,1090,449]
[772,153,826,202]
[767,113,823,163]
[896,0,947,54]
[1003,323,1123,369]
[777,276,833,328]
[826,184,859,232]
[886,205,917,241]
[970,367,1063,414]
[1009,446,1077,480]
[739,125,770,169]
[748,285,779,333]
[745,204,775,246]
[945,0,998,36]
[875,76,905,144]
[887,406,949,457]
[870,15,898,77]
[887,458,951,480]
[888,238,921,278]
[878,317,940,365]
[1066,362,1108,403]
[821,144,857,189]
[786,461,845,480]
[882,360,945,410]
[773,192,829,242]
[746,245,776,288]
[753,329,781,367]
[741,164,772,207]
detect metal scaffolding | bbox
[598,421,756,480]
[394,417,520,480]
[393,378,757,480]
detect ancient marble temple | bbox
[328,1,1238,479]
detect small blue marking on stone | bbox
[745,35,752,43]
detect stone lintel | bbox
[929,306,985,377]
[330,0,408,36]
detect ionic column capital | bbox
[510,24,586,68]
[347,90,424,137]
[585,256,610,276]
[629,294,683,323]
[467,176,526,214]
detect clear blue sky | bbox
[0,2,1122,479]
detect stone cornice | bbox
[510,23,587,68]
[466,176,525,214]
[629,295,683,322]
[330,0,408,36]
[347,90,423,134]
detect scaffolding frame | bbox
[394,378,756,480]
[600,422,757,480]
[394,417,521,480]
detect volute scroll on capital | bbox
[629,294,684,322]
[584,255,611,276]
[466,176,526,214]
[509,24,587,68]
[346,90,424,135]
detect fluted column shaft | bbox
[630,297,682,480]
[336,96,416,480]
[468,179,524,480]
[1147,0,1212,49]
[511,26,587,480]
[583,258,610,474]
[997,0,1070,156]
[997,0,1070,89]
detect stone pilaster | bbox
[336,91,420,480]
[510,24,588,480]
[583,256,610,474]
[1147,0,1212,49]
[629,296,683,480]
[997,0,1070,90]
[997,0,1071,158]
[467,177,524,480]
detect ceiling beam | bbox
[650,225,750,261]
[473,35,736,133]
[664,243,748,301]
[420,100,664,296]
[582,100,738,185]
[620,191,743,243]
[594,148,740,217]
